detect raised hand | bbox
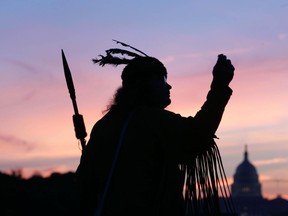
[212,54,234,88]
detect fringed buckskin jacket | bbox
[76,86,232,216]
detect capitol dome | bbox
[231,145,262,198]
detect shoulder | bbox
[134,107,181,121]
[130,107,194,130]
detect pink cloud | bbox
[278,33,288,40]
[0,134,34,152]
[254,158,288,166]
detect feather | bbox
[112,39,149,57]
[92,40,150,67]
[92,55,131,67]
[106,48,141,58]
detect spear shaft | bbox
[61,49,87,150]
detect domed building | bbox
[231,145,262,198]
[228,145,288,216]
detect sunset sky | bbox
[1,1,288,199]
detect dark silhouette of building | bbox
[231,145,262,198]
[230,146,288,216]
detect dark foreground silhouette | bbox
[0,171,81,216]
[2,171,288,216]
[77,43,236,216]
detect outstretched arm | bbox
[194,54,235,137]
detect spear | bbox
[61,49,87,150]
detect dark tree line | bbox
[2,170,288,216]
[0,171,81,216]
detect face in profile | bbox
[147,75,172,109]
[121,57,171,109]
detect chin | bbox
[162,99,171,109]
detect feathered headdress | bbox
[93,40,167,89]
[92,39,149,67]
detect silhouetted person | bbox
[76,43,234,216]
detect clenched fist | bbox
[211,54,234,88]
